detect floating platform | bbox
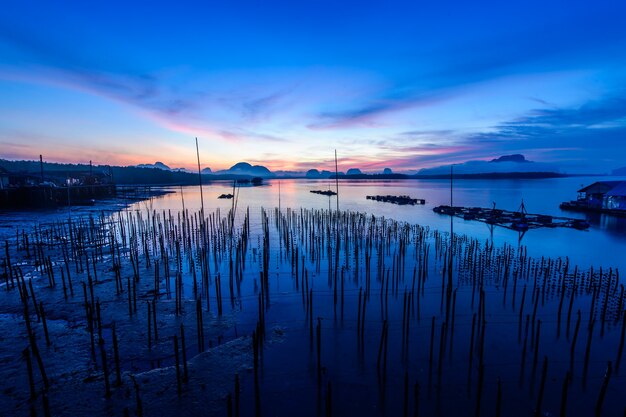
[367,195,425,205]
[433,205,590,230]
[310,190,337,196]
[560,201,626,217]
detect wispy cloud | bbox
[0,25,298,144]
[307,88,452,130]
[455,94,626,171]
[2,1,626,171]
[318,94,626,172]
[470,95,626,143]
[241,88,296,122]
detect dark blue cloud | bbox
[463,95,626,171]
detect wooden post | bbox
[595,361,612,416]
[535,356,548,416]
[39,155,44,183]
[334,150,339,212]
[195,138,205,217]
[180,324,188,383]
[39,302,50,346]
[23,348,36,400]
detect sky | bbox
[1,0,625,173]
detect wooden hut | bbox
[605,182,626,209]
[577,181,626,209]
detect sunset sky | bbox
[1,0,625,173]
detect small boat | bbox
[218,193,234,199]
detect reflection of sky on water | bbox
[2,176,626,270]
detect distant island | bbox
[0,154,608,187]
[336,172,568,180]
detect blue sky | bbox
[1,0,625,172]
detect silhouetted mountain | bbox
[215,162,275,178]
[417,154,559,176]
[304,169,344,179]
[490,154,529,163]
[383,168,393,175]
[137,161,171,170]
[136,161,196,173]
[346,168,362,175]
[306,169,321,178]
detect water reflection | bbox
[585,212,626,235]
[2,176,626,270]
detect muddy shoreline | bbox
[1,204,625,416]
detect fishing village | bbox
[0,158,171,210]
[2,1,626,415]
[1,158,626,416]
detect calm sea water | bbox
[2,176,625,416]
[134,176,626,416]
[133,176,626,272]
[2,176,626,271]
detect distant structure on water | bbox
[560,180,626,215]
[366,195,425,206]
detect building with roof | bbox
[577,181,626,210]
[604,182,626,210]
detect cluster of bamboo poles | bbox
[1,202,625,416]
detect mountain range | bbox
[415,154,560,176]
[136,161,273,177]
[136,161,195,173]
[1,154,616,186]
[132,154,567,178]
[213,162,274,177]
